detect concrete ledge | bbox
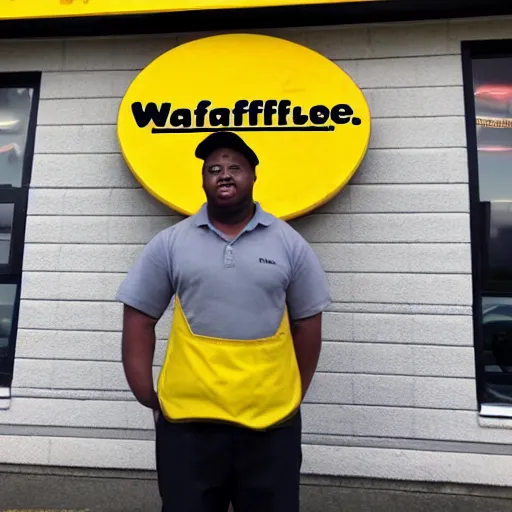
[3,466,512,512]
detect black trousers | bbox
[155,412,302,512]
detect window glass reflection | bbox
[474,59,512,292]
[0,88,33,188]
[0,203,14,266]
[480,201,512,285]
[0,284,16,358]
[482,297,512,403]
[473,58,512,402]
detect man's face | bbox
[202,147,256,208]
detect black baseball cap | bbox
[195,131,259,167]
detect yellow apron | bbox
[157,297,302,430]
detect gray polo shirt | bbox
[116,203,331,340]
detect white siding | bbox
[4,15,512,482]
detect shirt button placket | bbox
[224,243,235,268]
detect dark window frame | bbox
[0,72,41,388]
[462,40,512,410]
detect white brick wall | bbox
[4,16,512,482]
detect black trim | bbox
[481,282,512,296]
[1,0,512,39]
[0,74,40,388]
[9,189,29,276]
[0,72,41,89]
[462,39,512,58]
[22,75,41,188]
[0,188,28,276]
[0,280,22,388]
[461,41,486,409]
[462,40,512,407]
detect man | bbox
[116,131,331,512]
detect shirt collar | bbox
[193,202,275,229]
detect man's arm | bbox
[116,231,174,412]
[291,313,323,399]
[122,305,160,411]
[285,228,331,401]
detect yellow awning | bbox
[0,0,384,20]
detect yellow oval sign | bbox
[117,33,371,220]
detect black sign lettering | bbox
[170,108,192,128]
[132,102,171,128]
[331,104,354,125]
[131,99,363,133]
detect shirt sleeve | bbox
[286,235,331,321]
[115,230,174,319]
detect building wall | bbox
[1,16,512,485]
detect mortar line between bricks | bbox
[23,241,472,245]
[20,270,472,275]
[18,358,473,366]
[28,183,471,189]
[25,212,471,217]
[33,146,468,154]
[8,396,477,411]
[37,85,464,101]
[302,433,489,444]
[0,430,490,452]
[40,82,463,96]
[12,358,475,366]
[36,116,466,128]
[38,54,462,75]
[36,115,466,127]
[30,185,468,191]
[17,309,472,317]
[33,147,467,155]
[17,326,474,336]
[18,298,474,304]
[26,213,471,217]
[11,385,476,396]
[332,53,461,62]
[3,397,476,410]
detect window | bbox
[462,42,512,414]
[0,73,40,388]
